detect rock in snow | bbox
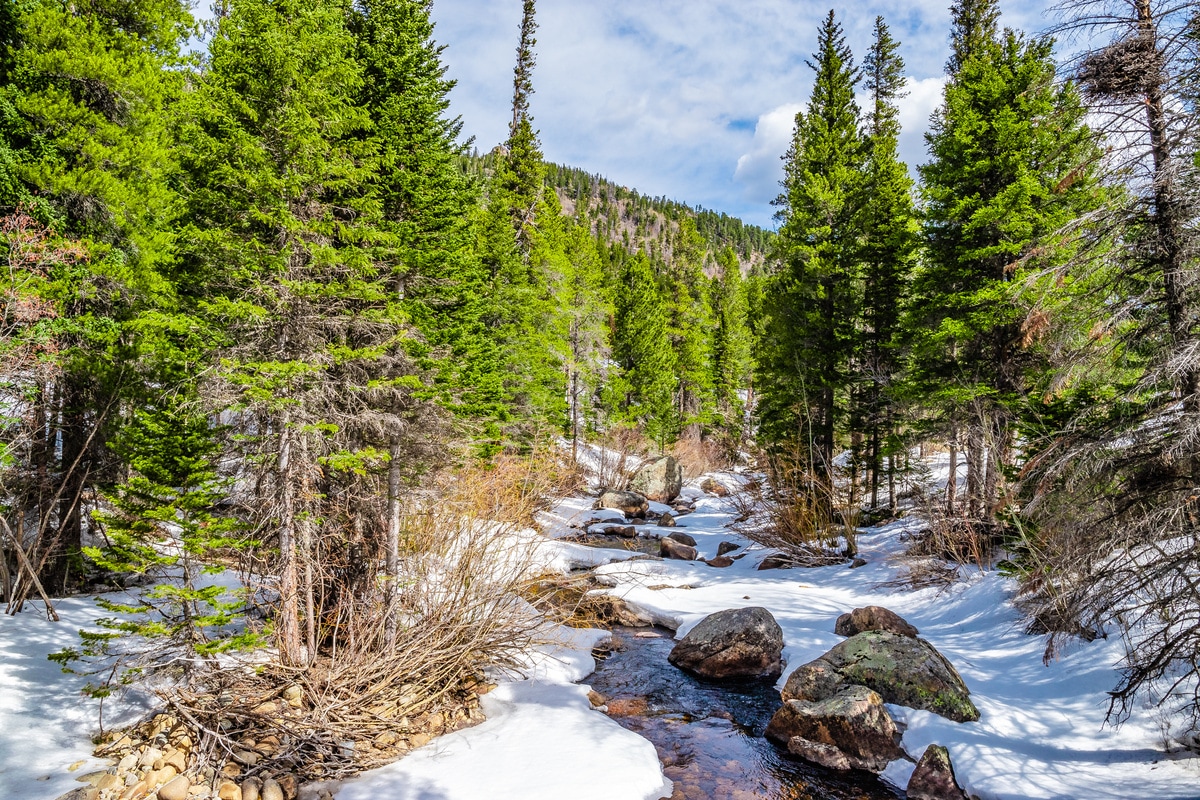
[907,744,968,800]
[627,456,683,503]
[834,606,919,639]
[595,490,649,518]
[668,607,784,680]
[782,631,979,723]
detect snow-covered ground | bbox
[4,470,1200,800]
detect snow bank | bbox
[587,486,1200,800]
[327,626,671,800]
[0,597,155,800]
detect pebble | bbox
[137,748,162,769]
[241,777,262,800]
[217,780,242,800]
[260,778,284,800]
[118,754,139,773]
[157,775,190,800]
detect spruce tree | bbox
[177,0,417,665]
[0,0,192,592]
[858,17,917,510]
[613,253,677,449]
[914,0,1103,519]
[710,248,753,448]
[757,9,862,509]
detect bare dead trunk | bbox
[276,413,303,666]
[946,420,959,517]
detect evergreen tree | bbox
[177,0,421,665]
[757,9,862,509]
[914,0,1103,519]
[710,248,752,447]
[858,17,917,510]
[613,253,676,448]
[663,218,715,440]
[350,0,504,436]
[0,0,192,592]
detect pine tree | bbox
[710,247,752,448]
[757,9,862,509]
[914,0,1103,519]
[0,0,192,592]
[858,17,917,511]
[350,0,504,437]
[613,253,677,449]
[176,0,419,665]
[664,218,715,441]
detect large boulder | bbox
[907,745,968,800]
[668,607,784,680]
[765,685,904,772]
[596,490,649,518]
[628,456,684,503]
[782,631,979,723]
[834,606,919,638]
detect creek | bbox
[585,626,904,800]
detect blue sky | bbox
[425,0,1063,228]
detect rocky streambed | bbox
[585,626,902,800]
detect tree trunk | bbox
[276,413,303,666]
[386,439,401,645]
[946,420,959,516]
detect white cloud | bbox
[733,103,803,209]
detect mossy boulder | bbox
[781,631,979,723]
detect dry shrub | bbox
[161,450,574,782]
[593,424,650,490]
[728,451,851,565]
[671,437,731,480]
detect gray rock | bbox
[765,685,904,772]
[660,537,698,560]
[667,531,697,547]
[782,631,979,723]
[907,745,968,800]
[596,490,650,518]
[668,607,784,680]
[717,541,740,556]
[600,524,637,538]
[700,477,729,497]
[834,606,919,638]
[657,512,677,527]
[628,456,684,502]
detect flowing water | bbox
[585,626,904,800]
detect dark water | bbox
[585,627,904,800]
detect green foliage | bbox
[757,9,863,477]
[710,247,752,439]
[612,253,677,448]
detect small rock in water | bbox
[668,607,784,680]
[633,631,661,638]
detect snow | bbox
[582,482,1200,800]
[326,626,670,800]
[0,596,154,800]
[5,466,1200,800]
